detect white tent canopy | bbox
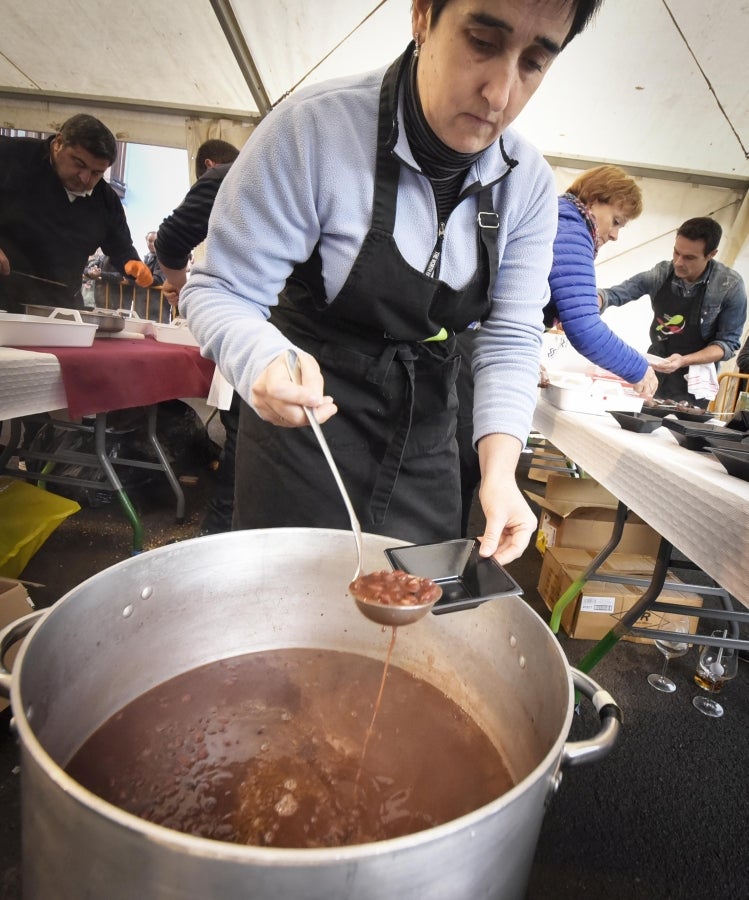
[2,0,748,345]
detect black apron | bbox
[649,271,708,404]
[234,48,502,544]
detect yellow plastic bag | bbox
[0,477,80,578]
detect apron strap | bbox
[371,47,413,235]
[474,142,517,317]
[366,342,419,523]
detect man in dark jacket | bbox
[0,114,152,313]
[155,139,239,304]
[155,138,240,534]
[599,217,747,405]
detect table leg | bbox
[549,501,630,633]
[577,536,672,673]
[93,414,144,553]
[144,405,185,522]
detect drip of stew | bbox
[66,648,513,848]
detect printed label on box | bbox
[536,515,556,553]
[580,595,616,614]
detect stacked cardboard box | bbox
[537,546,703,642]
[0,578,35,711]
[525,474,659,557]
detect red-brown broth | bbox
[66,648,513,848]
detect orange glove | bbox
[124,260,154,288]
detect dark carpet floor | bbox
[1,458,747,900]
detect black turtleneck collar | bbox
[404,54,484,180]
[403,53,485,221]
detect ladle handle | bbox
[284,349,363,578]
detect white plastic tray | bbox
[119,312,154,338]
[0,310,97,348]
[544,375,643,415]
[151,319,200,347]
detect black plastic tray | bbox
[385,538,522,615]
[609,410,664,433]
[710,447,749,481]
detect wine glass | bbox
[692,630,739,718]
[647,616,690,693]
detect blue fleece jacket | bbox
[181,54,557,449]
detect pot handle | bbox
[0,611,45,699]
[559,668,622,769]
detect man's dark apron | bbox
[648,272,708,403]
[234,49,500,544]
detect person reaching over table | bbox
[544,165,658,395]
[155,139,240,308]
[458,164,658,534]
[155,138,241,535]
[0,114,152,314]
[598,217,747,407]
[181,0,604,565]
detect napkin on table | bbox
[687,363,719,401]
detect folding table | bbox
[0,340,215,552]
[532,393,749,669]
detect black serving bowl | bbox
[663,430,712,452]
[709,447,749,481]
[725,410,749,433]
[660,418,741,437]
[659,417,735,451]
[672,408,714,423]
[609,410,664,433]
[385,538,522,614]
[703,435,749,453]
[640,406,679,419]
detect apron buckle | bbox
[477,211,499,229]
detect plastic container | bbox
[118,311,154,338]
[544,374,643,415]
[151,318,200,347]
[0,310,97,348]
[0,478,80,578]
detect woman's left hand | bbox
[475,434,537,565]
[477,480,537,566]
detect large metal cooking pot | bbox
[0,529,620,900]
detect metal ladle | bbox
[284,349,439,626]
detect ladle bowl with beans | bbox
[348,569,442,627]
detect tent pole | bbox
[209,0,273,116]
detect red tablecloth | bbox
[18,337,215,418]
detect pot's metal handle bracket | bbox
[0,611,45,699]
[559,668,622,769]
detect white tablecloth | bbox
[532,394,749,607]
[0,347,66,419]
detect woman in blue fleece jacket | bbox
[182,0,604,564]
[544,165,657,393]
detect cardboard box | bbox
[0,577,35,711]
[538,547,703,642]
[525,474,659,557]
